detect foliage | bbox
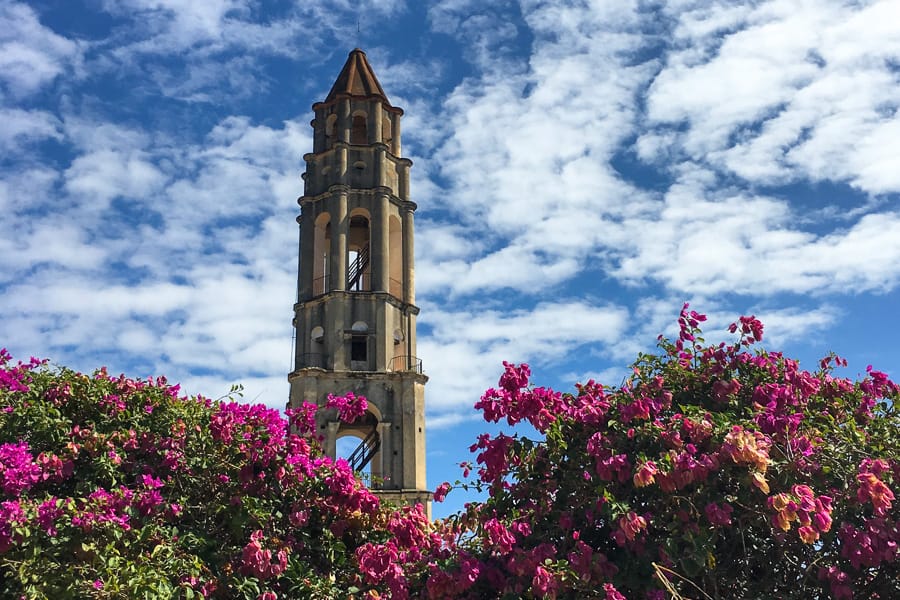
[431,305,899,599]
[2,304,898,599]
[0,349,425,599]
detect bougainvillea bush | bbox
[431,305,899,599]
[0,350,432,599]
[2,304,899,599]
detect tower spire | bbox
[322,48,389,105]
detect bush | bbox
[3,303,898,599]
[0,349,428,599]
[431,305,899,599]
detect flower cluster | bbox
[325,391,368,423]
[3,301,899,599]
[431,306,899,599]
[767,485,833,543]
[0,349,429,598]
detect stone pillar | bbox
[398,159,410,201]
[312,114,325,153]
[377,421,391,488]
[402,204,415,305]
[374,144,386,188]
[326,421,339,458]
[390,112,401,156]
[297,211,312,301]
[338,99,350,143]
[370,100,382,145]
[373,191,390,292]
[331,190,347,291]
[337,145,348,186]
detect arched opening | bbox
[382,111,392,148]
[335,410,381,487]
[351,113,367,145]
[347,210,371,291]
[388,215,402,298]
[313,213,331,295]
[350,321,369,370]
[325,113,337,149]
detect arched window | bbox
[335,410,381,485]
[350,321,369,368]
[348,211,371,291]
[382,112,392,148]
[388,215,402,298]
[351,114,367,144]
[325,114,337,148]
[313,213,331,295]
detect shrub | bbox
[0,349,427,599]
[431,305,899,599]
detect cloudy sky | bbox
[3,0,899,516]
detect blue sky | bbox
[2,0,899,518]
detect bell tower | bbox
[289,49,430,510]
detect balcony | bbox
[388,355,423,374]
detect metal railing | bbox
[388,355,423,374]
[348,272,371,292]
[348,245,370,290]
[348,429,380,473]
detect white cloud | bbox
[0,108,63,151]
[0,2,80,97]
[418,300,629,414]
[64,150,168,208]
[642,0,900,194]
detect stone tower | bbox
[288,49,430,510]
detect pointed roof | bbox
[323,48,389,104]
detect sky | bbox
[2,0,899,518]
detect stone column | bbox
[377,421,391,488]
[326,421,339,459]
[374,144,386,188]
[373,190,390,292]
[390,112,401,156]
[402,204,415,305]
[398,159,411,201]
[337,144,348,186]
[338,99,350,143]
[330,189,348,291]
[370,101,383,145]
[312,114,325,153]
[297,210,312,301]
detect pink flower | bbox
[433,481,452,503]
[633,461,658,487]
[532,565,557,598]
[603,582,627,600]
[704,502,733,527]
[0,442,42,495]
[326,392,368,423]
[483,518,516,553]
[857,471,895,517]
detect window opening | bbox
[351,115,367,144]
[351,335,367,362]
